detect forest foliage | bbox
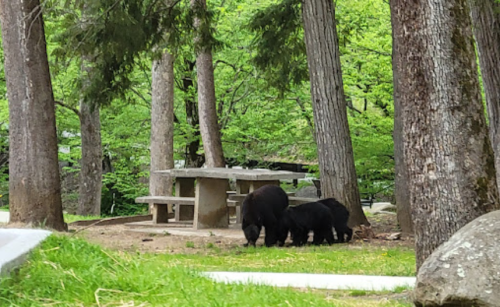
[0,0,394,215]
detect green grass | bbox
[0,208,100,224]
[151,245,416,277]
[63,213,101,224]
[0,235,412,307]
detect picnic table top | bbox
[155,167,306,181]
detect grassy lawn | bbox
[0,235,413,307]
[63,213,101,224]
[0,208,100,223]
[152,244,415,276]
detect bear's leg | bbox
[264,225,278,247]
[335,224,353,243]
[323,228,336,245]
[312,230,324,245]
[290,229,305,246]
[345,227,353,242]
[334,226,345,243]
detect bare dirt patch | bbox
[67,213,413,253]
[68,224,244,254]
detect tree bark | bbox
[301,0,369,227]
[0,0,66,230]
[469,0,500,191]
[180,60,205,168]
[77,100,102,216]
[192,0,225,168]
[76,6,103,217]
[150,51,175,200]
[390,4,413,235]
[391,0,500,269]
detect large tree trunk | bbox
[150,51,175,200]
[301,0,369,227]
[391,0,500,269]
[390,5,413,235]
[77,101,102,216]
[469,0,500,191]
[0,0,66,230]
[192,0,225,168]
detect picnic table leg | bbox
[152,203,169,224]
[194,178,229,229]
[175,178,195,221]
[236,180,251,194]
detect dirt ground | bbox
[67,213,414,254]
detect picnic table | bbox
[136,168,306,229]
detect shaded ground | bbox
[68,213,414,254]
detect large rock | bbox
[294,185,319,199]
[413,210,500,307]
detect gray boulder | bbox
[294,185,320,199]
[413,210,500,307]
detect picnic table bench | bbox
[135,168,306,229]
[313,179,374,208]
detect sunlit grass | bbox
[0,235,412,307]
[63,213,101,224]
[152,245,416,276]
[0,209,100,224]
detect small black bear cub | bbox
[318,198,353,243]
[278,202,336,246]
[241,185,289,247]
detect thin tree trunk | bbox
[0,0,66,230]
[150,51,175,198]
[391,0,500,269]
[77,7,102,217]
[192,0,225,168]
[469,0,500,191]
[301,0,369,227]
[181,60,205,168]
[77,101,102,216]
[390,6,413,235]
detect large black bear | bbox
[318,198,353,243]
[241,185,289,247]
[278,202,336,246]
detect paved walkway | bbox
[202,272,415,291]
[0,228,51,276]
[0,211,9,223]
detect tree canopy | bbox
[0,0,396,215]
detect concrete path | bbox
[0,228,51,276]
[364,202,396,215]
[202,272,416,291]
[0,211,9,223]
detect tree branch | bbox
[55,100,80,117]
[288,96,316,139]
[358,45,391,57]
[347,103,363,114]
[130,88,151,107]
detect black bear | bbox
[278,202,336,246]
[241,185,289,247]
[318,198,353,243]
